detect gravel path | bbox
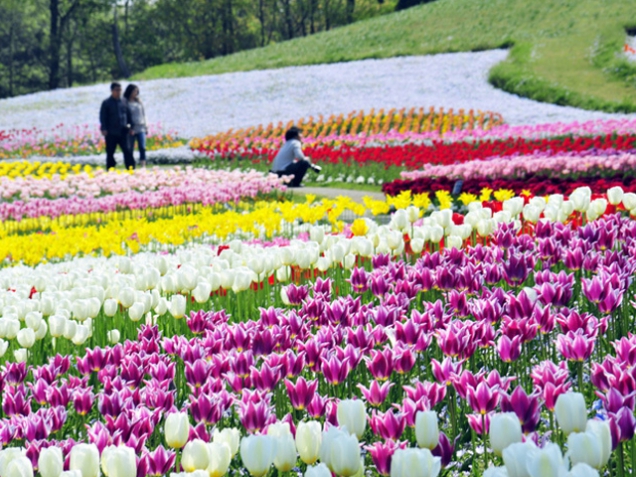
[1,51,633,138]
[291,186,384,204]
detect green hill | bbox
[137,0,636,112]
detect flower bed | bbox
[0,186,634,477]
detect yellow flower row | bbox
[191,107,505,151]
[0,196,372,266]
[0,161,94,180]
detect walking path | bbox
[290,186,384,203]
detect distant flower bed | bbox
[0,123,186,160]
[191,107,505,156]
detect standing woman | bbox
[123,84,148,167]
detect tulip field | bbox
[3,105,636,477]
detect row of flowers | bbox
[0,197,635,476]
[0,175,285,223]
[194,133,636,188]
[0,167,278,203]
[190,107,504,155]
[0,124,185,160]
[400,152,636,182]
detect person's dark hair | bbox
[110,82,121,91]
[285,126,302,142]
[124,84,138,101]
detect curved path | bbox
[1,51,633,138]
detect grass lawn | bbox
[137,0,636,112]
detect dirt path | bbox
[289,186,385,203]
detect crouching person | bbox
[270,126,321,188]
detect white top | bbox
[271,139,307,171]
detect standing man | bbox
[270,127,321,188]
[100,82,135,170]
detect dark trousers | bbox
[105,131,135,170]
[274,160,310,187]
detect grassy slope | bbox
[137,0,636,113]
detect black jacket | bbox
[100,96,131,135]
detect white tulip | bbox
[522,205,541,223]
[181,439,210,473]
[59,472,82,477]
[304,463,331,477]
[25,312,43,331]
[34,321,48,340]
[607,186,624,205]
[483,467,509,477]
[585,419,611,468]
[5,319,20,339]
[164,412,190,449]
[5,456,32,477]
[446,235,463,250]
[0,339,8,358]
[192,282,212,304]
[206,442,231,477]
[103,299,118,317]
[296,421,322,465]
[39,447,63,477]
[101,446,136,477]
[168,295,186,319]
[213,428,240,457]
[70,444,100,477]
[526,443,565,477]
[17,328,35,349]
[14,349,27,363]
[555,392,587,435]
[390,448,441,477]
[107,330,120,345]
[49,315,67,338]
[273,434,297,472]
[502,441,535,477]
[622,192,636,210]
[337,400,367,439]
[503,197,524,217]
[428,225,444,243]
[154,298,168,315]
[566,463,599,477]
[239,435,276,477]
[415,411,439,450]
[71,325,90,346]
[567,432,603,470]
[118,288,135,308]
[232,271,253,293]
[477,219,495,237]
[329,433,361,477]
[276,266,291,283]
[0,449,27,477]
[128,303,145,322]
[490,413,522,457]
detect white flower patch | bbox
[23,146,203,166]
[1,51,633,140]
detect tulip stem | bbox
[617,442,625,477]
[577,361,584,396]
[449,387,458,441]
[482,413,489,471]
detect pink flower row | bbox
[0,173,285,221]
[1,167,279,202]
[400,152,636,181]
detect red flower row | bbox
[196,134,636,169]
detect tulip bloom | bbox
[239,435,275,477]
[555,393,587,435]
[164,412,190,449]
[489,413,522,457]
[337,400,367,439]
[295,421,322,465]
[390,448,441,477]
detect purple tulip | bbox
[497,335,522,363]
[370,409,406,440]
[432,432,455,467]
[365,440,406,476]
[285,377,318,411]
[556,330,595,362]
[4,362,28,385]
[359,381,393,407]
[322,354,351,385]
[466,382,500,415]
[500,386,541,433]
